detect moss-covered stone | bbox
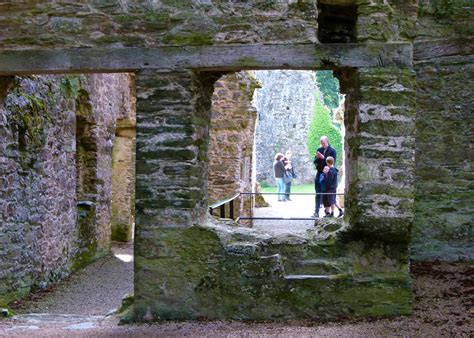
[162,32,213,46]
[418,0,469,18]
[128,223,412,321]
[161,0,193,9]
[111,223,130,242]
[235,56,261,68]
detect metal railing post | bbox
[209,192,344,223]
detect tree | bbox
[307,93,343,168]
[315,70,340,110]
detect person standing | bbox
[313,135,336,218]
[283,150,296,201]
[273,153,286,202]
[323,156,344,217]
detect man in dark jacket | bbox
[313,135,336,218]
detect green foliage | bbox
[307,93,343,168]
[162,32,213,46]
[315,70,340,109]
[60,75,82,99]
[418,0,470,18]
[15,95,50,145]
[7,81,55,168]
[111,223,130,242]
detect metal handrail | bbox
[238,217,317,220]
[209,191,345,222]
[209,193,240,220]
[208,193,241,209]
[240,192,344,195]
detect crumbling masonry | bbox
[0,0,472,321]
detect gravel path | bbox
[10,242,133,316]
[2,261,472,337]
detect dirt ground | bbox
[1,260,472,337]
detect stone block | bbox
[127,224,411,321]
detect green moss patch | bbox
[162,32,213,46]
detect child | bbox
[324,156,344,218]
[320,166,330,217]
[283,151,296,201]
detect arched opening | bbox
[207,69,351,235]
[0,73,136,318]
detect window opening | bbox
[318,3,357,43]
[208,70,347,236]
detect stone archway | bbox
[207,72,260,226]
[0,73,136,313]
[129,64,416,321]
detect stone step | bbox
[285,258,352,276]
[284,273,352,281]
[224,241,260,255]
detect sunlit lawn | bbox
[260,183,314,193]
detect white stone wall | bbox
[253,70,318,184]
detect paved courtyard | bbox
[252,192,337,235]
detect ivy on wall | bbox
[9,89,52,148]
[307,93,343,168]
[315,70,340,110]
[6,78,54,168]
[60,75,82,99]
[6,75,82,169]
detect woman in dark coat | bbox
[273,153,286,202]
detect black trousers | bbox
[314,172,323,214]
[285,182,291,199]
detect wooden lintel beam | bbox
[413,38,474,62]
[0,43,412,75]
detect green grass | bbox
[260,183,314,193]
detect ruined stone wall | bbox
[0,1,317,49]
[111,74,136,242]
[253,70,318,185]
[0,73,134,306]
[134,69,217,229]
[131,65,417,322]
[412,1,474,261]
[3,0,470,322]
[83,73,135,248]
[0,75,77,305]
[356,1,418,43]
[128,2,419,321]
[208,72,259,223]
[112,115,137,242]
[74,73,134,267]
[349,67,416,243]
